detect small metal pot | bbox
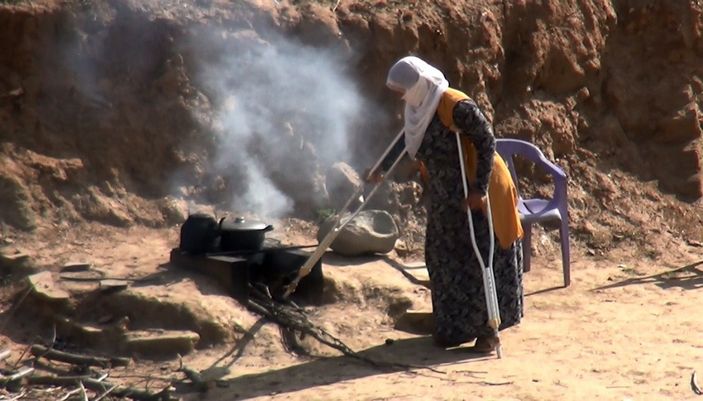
[179,213,219,254]
[218,216,273,252]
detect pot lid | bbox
[220,216,271,231]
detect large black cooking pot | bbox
[218,216,273,252]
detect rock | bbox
[296,3,343,47]
[105,286,244,345]
[123,330,200,356]
[60,262,91,272]
[77,187,133,227]
[55,317,109,348]
[317,210,399,256]
[325,162,362,209]
[159,196,188,225]
[0,173,36,231]
[59,270,103,282]
[26,271,70,303]
[99,279,130,292]
[0,249,35,276]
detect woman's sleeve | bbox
[452,99,495,195]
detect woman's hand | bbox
[363,168,384,184]
[462,191,486,213]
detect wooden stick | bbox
[180,367,205,388]
[3,390,26,401]
[0,367,35,384]
[30,345,130,368]
[56,373,108,401]
[177,354,207,392]
[93,384,117,401]
[32,359,77,376]
[0,349,11,362]
[79,381,88,401]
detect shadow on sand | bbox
[201,336,493,400]
[592,259,703,291]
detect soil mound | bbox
[0,0,701,252]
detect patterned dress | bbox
[416,99,523,343]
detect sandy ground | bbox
[1,224,703,401]
[200,250,703,401]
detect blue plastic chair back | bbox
[495,138,571,286]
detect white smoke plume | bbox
[195,28,364,218]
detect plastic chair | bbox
[495,138,570,287]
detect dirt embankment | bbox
[0,0,701,252]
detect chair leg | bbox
[559,221,570,287]
[522,224,532,273]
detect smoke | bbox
[194,28,364,218]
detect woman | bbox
[375,56,524,352]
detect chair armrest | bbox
[526,156,568,216]
[536,153,567,181]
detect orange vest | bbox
[434,88,523,249]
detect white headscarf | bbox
[386,56,449,158]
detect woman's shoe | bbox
[470,335,500,353]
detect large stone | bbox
[122,330,200,357]
[159,196,188,226]
[317,210,399,256]
[26,271,70,303]
[0,248,36,276]
[55,317,111,348]
[60,262,91,272]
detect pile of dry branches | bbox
[0,343,180,401]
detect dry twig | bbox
[23,376,177,401]
[93,384,117,401]
[78,381,88,401]
[477,380,513,386]
[246,289,444,374]
[0,390,26,401]
[692,371,703,396]
[0,368,34,385]
[30,345,130,368]
[57,387,82,401]
[9,344,31,372]
[177,354,207,392]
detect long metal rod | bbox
[283,130,406,298]
[368,128,405,176]
[205,244,318,257]
[455,132,502,359]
